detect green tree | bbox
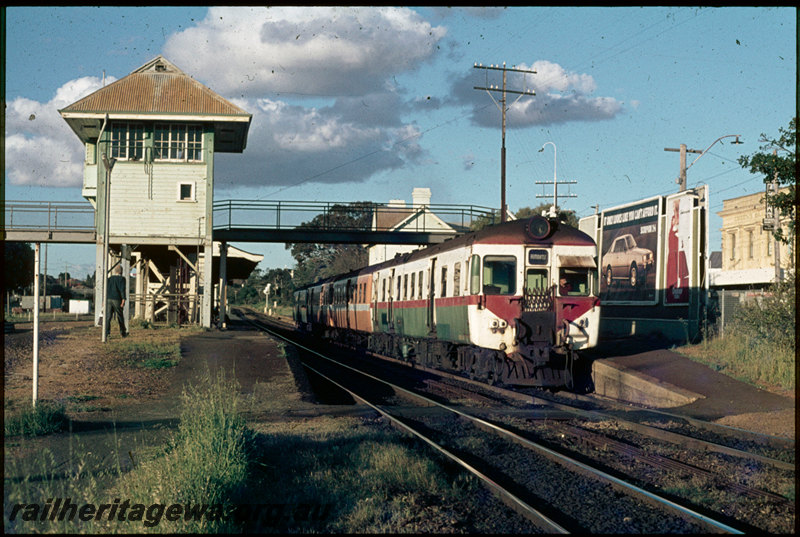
[3,242,34,293]
[470,203,578,231]
[286,202,375,288]
[738,117,797,245]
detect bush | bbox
[730,278,795,353]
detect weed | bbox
[4,400,67,437]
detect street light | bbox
[539,142,557,218]
[666,134,742,192]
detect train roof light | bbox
[525,216,553,240]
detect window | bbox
[397,277,401,300]
[559,268,590,296]
[525,268,548,291]
[440,266,448,298]
[403,274,408,300]
[410,273,415,299]
[483,256,517,295]
[154,123,203,161]
[747,230,754,258]
[418,271,423,299]
[382,279,386,302]
[469,255,481,295]
[730,233,737,260]
[110,122,144,160]
[178,182,195,202]
[453,263,461,297]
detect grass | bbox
[108,339,181,369]
[679,280,795,393]
[4,400,67,437]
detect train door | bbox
[427,257,437,335]
[372,272,379,328]
[345,279,352,330]
[388,269,395,330]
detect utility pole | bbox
[765,149,782,282]
[664,144,703,192]
[665,135,742,192]
[474,62,536,222]
[536,141,577,218]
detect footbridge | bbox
[3,199,497,244]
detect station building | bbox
[59,56,257,327]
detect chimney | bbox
[412,187,431,208]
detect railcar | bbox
[293,215,600,389]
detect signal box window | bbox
[110,122,144,160]
[483,256,517,295]
[559,268,591,296]
[178,182,195,202]
[155,123,203,161]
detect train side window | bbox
[397,277,401,300]
[453,262,461,297]
[382,279,386,302]
[403,274,408,300]
[483,256,517,295]
[441,266,448,298]
[469,254,481,295]
[410,273,416,299]
[418,270,423,298]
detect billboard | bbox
[599,197,660,304]
[664,192,694,305]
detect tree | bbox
[286,202,375,288]
[738,117,797,245]
[3,242,34,293]
[470,203,578,231]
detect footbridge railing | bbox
[212,200,499,244]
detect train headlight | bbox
[499,319,508,329]
[490,320,499,329]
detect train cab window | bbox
[483,256,517,295]
[469,255,481,295]
[558,268,591,296]
[441,266,448,298]
[453,263,461,297]
[525,268,548,291]
[410,273,416,299]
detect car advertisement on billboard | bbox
[599,197,660,304]
[664,192,695,305]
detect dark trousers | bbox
[105,299,127,337]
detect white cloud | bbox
[164,6,447,97]
[5,76,111,187]
[456,59,623,127]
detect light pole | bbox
[101,152,116,342]
[665,134,742,192]
[539,142,557,217]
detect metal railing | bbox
[212,199,499,233]
[4,201,95,232]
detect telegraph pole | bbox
[664,144,703,192]
[474,63,536,222]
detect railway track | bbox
[238,309,768,533]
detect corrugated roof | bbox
[60,56,249,118]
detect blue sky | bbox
[5,6,796,279]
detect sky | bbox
[4,6,796,280]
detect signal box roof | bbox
[59,56,251,153]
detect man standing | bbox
[106,265,128,338]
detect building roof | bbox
[59,56,251,152]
